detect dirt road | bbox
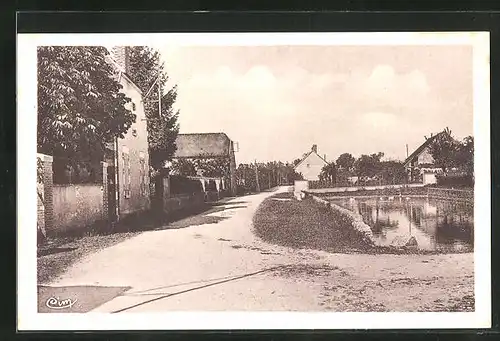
[40,186,474,313]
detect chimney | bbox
[111,46,130,74]
[311,144,317,153]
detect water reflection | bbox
[331,197,474,253]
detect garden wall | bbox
[162,175,206,215]
[52,184,104,233]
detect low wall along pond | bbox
[309,195,375,246]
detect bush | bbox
[436,174,474,188]
[170,175,204,195]
[206,179,217,191]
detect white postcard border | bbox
[17,32,491,330]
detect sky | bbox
[156,45,473,165]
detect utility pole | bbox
[229,141,237,197]
[158,81,161,117]
[254,160,260,193]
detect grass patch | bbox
[271,191,295,199]
[252,192,374,253]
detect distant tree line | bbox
[318,152,407,187]
[170,158,303,194]
[317,127,474,187]
[169,129,474,192]
[235,161,303,194]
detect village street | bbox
[40,186,474,313]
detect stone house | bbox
[171,132,238,196]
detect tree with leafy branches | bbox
[428,128,461,172]
[170,158,197,176]
[456,136,474,178]
[195,158,231,178]
[354,152,384,178]
[378,160,407,184]
[336,153,355,172]
[37,46,135,159]
[320,162,337,183]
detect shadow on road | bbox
[38,247,78,257]
[209,200,249,206]
[157,204,248,230]
[37,200,249,284]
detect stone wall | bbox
[37,153,109,234]
[52,184,104,233]
[309,194,375,246]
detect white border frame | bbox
[17,32,491,330]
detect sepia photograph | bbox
[17,32,490,330]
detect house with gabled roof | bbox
[104,46,151,221]
[293,144,329,181]
[403,131,445,184]
[171,132,238,196]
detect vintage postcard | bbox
[17,32,490,330]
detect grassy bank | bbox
[252,192,374,253]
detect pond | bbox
[329,197,474,253]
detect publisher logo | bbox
[45,296,77,310]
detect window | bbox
[122,149,131,199]
[132,128,137,137]
[139,152,147,197]
[132,102,136,111]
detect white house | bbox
[294,145,329,181]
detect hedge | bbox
[435,174,474,187]
[170,175,204,195]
